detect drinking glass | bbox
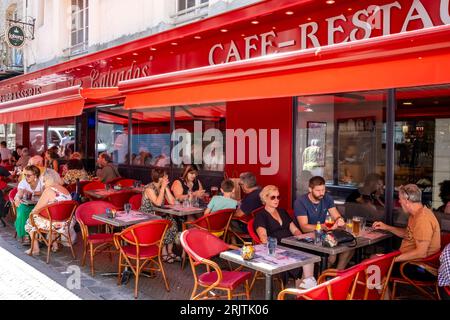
[346,218,353,233]
[124,203,131,214]
[105,208,112,218]
[352,216,362,236]
[325,214,334,229]
[211,186,219,197]
[267,237,277,256]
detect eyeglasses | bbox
[269,195,281,200]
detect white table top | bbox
[93,211,161,227]
[153,205,205,217]
[220,244,321,275]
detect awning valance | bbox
[0,86,120,124]
[119,25,450,109]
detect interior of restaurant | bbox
[296,83,450,230]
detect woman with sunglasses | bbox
[254,185,317,289]
[14,165,44,245]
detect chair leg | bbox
[0,217,6,227]
[245,280,250,300]
[90,243,95,276]
[134,260,140,299]
[67,230,76,259]
[81,241,87,267]
[117,254,123,286]
[227,289,232,300]
[392,281,397,300]
[249,271,259,292]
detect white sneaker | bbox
[298,277,317,290]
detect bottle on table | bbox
[314,221,323,244]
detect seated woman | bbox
[63,159,89,185]
[254,185,317,289]
[171,164,205,202]
[24,169,75,256]
[44,150,59,173]
[140,168,180,264]
[14,165,44,244]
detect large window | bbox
[47,118,75,156]
[97,108,129,165]
[295,91,387,223]
[71,0,89,55]
[130,108,172,167]
[29,121,45,156]
[393,84,450,227]
[174,103,226,172]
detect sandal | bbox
[162,255,175,264]
[169,253,182,262]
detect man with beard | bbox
[294,176,353,269]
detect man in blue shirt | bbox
[294,176,353,269]
[230,172,262,234]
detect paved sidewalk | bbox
[0,245,81,300]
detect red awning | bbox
[119,25,450,109]
[0,86,120,124]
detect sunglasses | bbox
[269,195,281,200]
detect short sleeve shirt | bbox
[18,179,44,194]
[438,244,450,287]
[399,207,441,257]
[294,193,335,225]
[253,208,293,242]
[207,196,238,213]
[239,188,262,216]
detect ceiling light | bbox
[132,52,139,56]
[251,20,259,25]
[194,36,201,39]
[285,11,294,15]
[220,29,228,33]
[171,42,178,46]
[403,102,413,106]
[150,47,157,51]
[326,0,336,4]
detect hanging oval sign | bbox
[6,25,25,48]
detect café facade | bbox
[1,0,450,228]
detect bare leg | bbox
[302,264,314,279]
[337,250,354,270]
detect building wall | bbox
[23,0,261,73]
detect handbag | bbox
[323,229,357,248]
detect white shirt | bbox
[18,179,44,194]
[0,147,12,161]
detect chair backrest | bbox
[75,201,117,227]
[129,193,142,211]
[8,187,18,202]
[38,200,78,222]
[247,218,261,244]
[118,219,170,247]
[107,177,123,185]
[107,191,135,210]
[180,228,230,263]
[357,250,401,300]
[83,181,106,193]
[113,179,136,187]
[194,209,234,233]
[300,265,364,300]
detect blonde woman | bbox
[24,169,75,256]
[254,185,317,289]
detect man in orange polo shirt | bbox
[373,184,441,284]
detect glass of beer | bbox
[346,218,353,233]
[352,216,362,236]
[211,186,219,197]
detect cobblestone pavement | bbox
[0,221,269,300]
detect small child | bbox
[204,179,238,215]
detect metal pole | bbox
[385,89,396,227]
